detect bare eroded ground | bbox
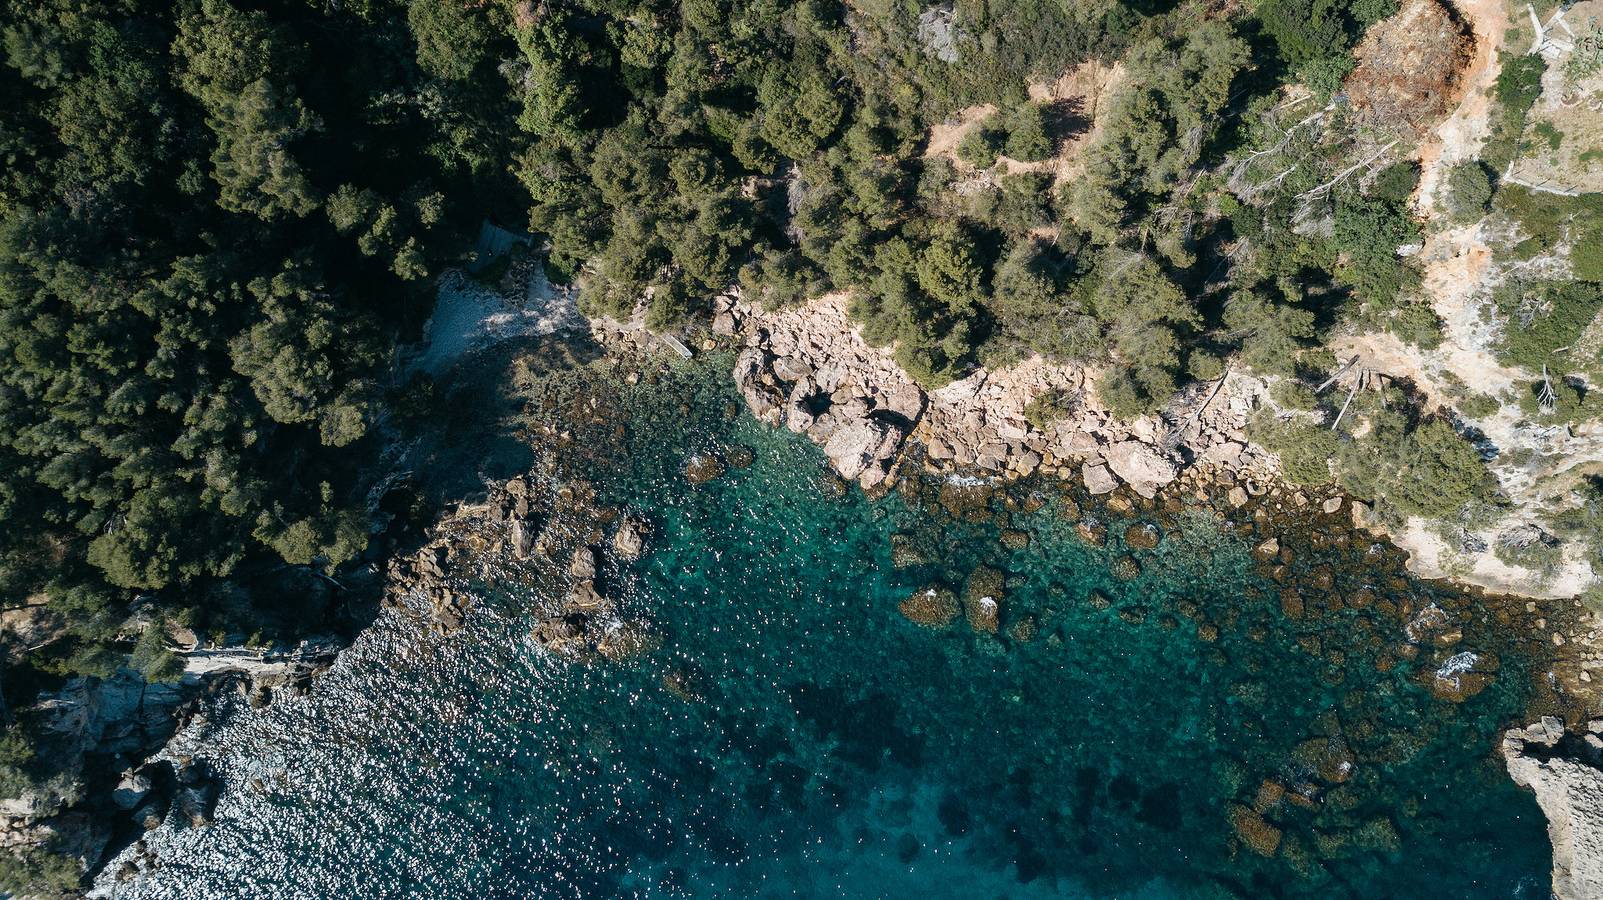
[1331,0,1603,599]
[923,60,1123,186]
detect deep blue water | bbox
[99,359,1553,899]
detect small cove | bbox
[96,356,1561,899]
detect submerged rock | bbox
[889,534,926,569]
[1292,737,1355,784]
[1076,521,1107,546]
[1005,615,1038,643]
[596,619,661,662]
[726,444,756,469]
[1124,523,1161,550]
[1229,803,1282,857]
[898,586,960,628]
[1429,649,1499,702]
[685,453,726,484]
[961,566,1005,634]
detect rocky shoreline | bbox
[1,637,339,886]
[698,289,1603,898]
[21,279,1603,897]
[1504,717,1603,900]
[716,291,1278,501]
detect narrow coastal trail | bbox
[1330,0,1603,599]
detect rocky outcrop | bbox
[613,518,646,561]
[1504,717,1603,900]
[385,473,658,663]
[822,419,904,488]
[727,292,1274,497]
[0,635,340,889]
[898,586,960,628]
[733,347,785,426]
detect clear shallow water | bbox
[100,360,1553,899]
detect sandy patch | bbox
[410,263,585,378]
[922,60,1123,187]
[1387,517,1597,598]
[925,104,999,159]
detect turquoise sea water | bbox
[102,359,1554,899]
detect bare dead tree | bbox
[1298,140,1401,200]
[1315,356,1360,394]
[1332,378,1362,431]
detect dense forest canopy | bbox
[0,0,1484,662]
[0,4,528,843]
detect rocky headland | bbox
[1504,717,1603,900]
[1,635,338,885]
[384,471,658,663]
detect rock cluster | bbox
[384,473,658,663]
[729,292,1275,497]
[1504,717,1603,900]
[0,638,336,882]
[733,340,920,490]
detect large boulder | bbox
[785,377,821,434]
[508,518,538,560]
[1504,718,1603,900]
[112,771,153,811]
[772,355,814,383]
[613,519,645,561]
[1104,441,1177,498]
[881,383,927,424]
[733,348,784,425]
[1082,463,1118,495]
[568,547,598,580]
[822,419,904,488]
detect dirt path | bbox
[922,60,1123,186]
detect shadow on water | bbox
[401,328,606,510]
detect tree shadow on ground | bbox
[1042,96,1091,154]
